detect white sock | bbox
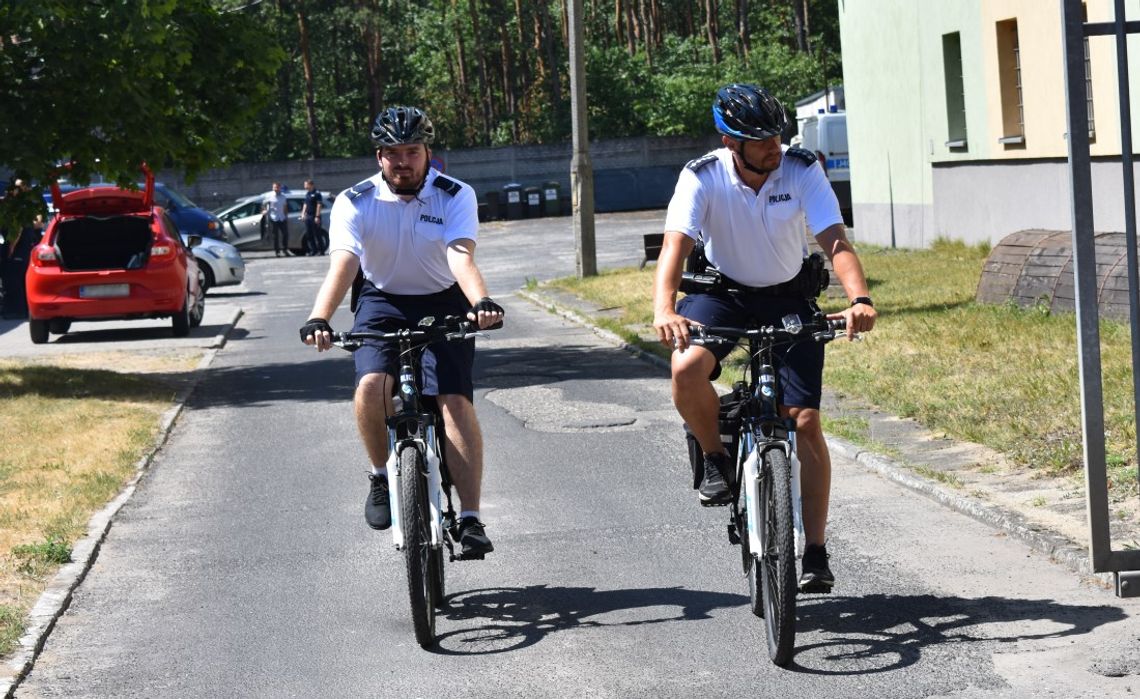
[371,466,387,477]
[459,510,480,521]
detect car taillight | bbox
[150,237,177,260]
[31,243,59,267]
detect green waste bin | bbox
[502,183,523,220]
[543,181,561,216]
[524,186,542,218]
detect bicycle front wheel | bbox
[399,445,436,647]
[759,447,796,666]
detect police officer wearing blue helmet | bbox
[300,106,504,558]
[653,84,876,591]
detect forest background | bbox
[0,0,841,229]
[234,0,843,159]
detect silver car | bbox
[183,234,246,293]
[213,190,334,253]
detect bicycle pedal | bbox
[726,523,741,545]
[699,499,730,507]
[450,552,486,562]
[798,580,833,595]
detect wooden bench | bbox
[640,233,665,269]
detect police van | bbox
[797,109,851,226]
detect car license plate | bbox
[79,283,130,298]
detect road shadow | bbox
[430,584,746,656]
[786,592,1128,674]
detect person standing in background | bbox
[263,182,290,257]
[301,179,325,256]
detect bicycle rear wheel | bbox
[399,445,436,647]
[759,448,796,666]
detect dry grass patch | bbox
[0,360,179,656]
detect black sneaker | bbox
[456,516,494,558]
[699,452,733,506]
[799,543,835,593]
[365,474,391,530]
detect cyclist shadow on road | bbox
[430,584,746,655]
[788,592,1128,675]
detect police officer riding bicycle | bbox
[652,83,877,591]
[300,105,504,559]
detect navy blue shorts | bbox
[677,292,825,410]
[352,282,475,400]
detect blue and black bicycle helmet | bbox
[713,84,788,141]
[370,106,436,147]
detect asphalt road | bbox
[13,212,1140,698]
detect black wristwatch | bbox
[850,296,874,308]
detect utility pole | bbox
[567,0,597,277]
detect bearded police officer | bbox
[300,106,504,558]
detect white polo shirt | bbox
[329,169,478,295]
[664,146,843,288]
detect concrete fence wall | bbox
[157,134,722,214]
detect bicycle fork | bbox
[385,421,446,553]
[739,433,805,559]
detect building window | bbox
[942,32,968,150]
[1084,3,1096,141]
[996,19,1025,148]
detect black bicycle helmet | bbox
[370,106,436,147]
[712,84,788,141]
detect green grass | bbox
[547,238,1139,499]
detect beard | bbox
[384,162,428,191]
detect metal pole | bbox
[567,0,597,278]
[1060,0,1111,571]
[1112,0,1140,535]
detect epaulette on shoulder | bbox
[685,153,718,172]
[785,147,818,165]
[343,179,375,200]
[433,175,462,196]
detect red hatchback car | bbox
[25,173,205,344]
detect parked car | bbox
[25,175,205,343]
[54,180,226,240]
[184,234,245,293]
[213,189,334,253]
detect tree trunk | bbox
[536,1,563,131]
[451,0,473,139]
[498,21,518,142]
[793,0,810,53]
[704,0,720,64]
[296,7,321,158]
[637,0,652,66]
[358,2,384,121]
[624,0,637,55]
[734,0,749,60]
[466,0,493,143]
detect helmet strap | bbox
[732,142,775,176]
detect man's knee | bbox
[671,347,715,389]
[788,407,823,438]
[356,373,392,408]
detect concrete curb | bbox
[517,288,1112,588]
[1,307,245,698]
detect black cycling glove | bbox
[299,317,332,343]
[469,297,504,317]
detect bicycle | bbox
[333,315,494,648]
[685,306,845,666]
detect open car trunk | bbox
[55,215,153,271]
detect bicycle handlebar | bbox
[332,316,497,351]
[688,316,846,347]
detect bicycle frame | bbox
[737,336,800,560]
[336,320,471,559]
